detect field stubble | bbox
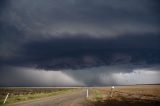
[88,85,160,106]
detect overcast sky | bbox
[0,0,160,86]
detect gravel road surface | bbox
[4,89,89,106]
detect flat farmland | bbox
[88,85,160,106]
[0,85,159,106]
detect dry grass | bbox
[88,85,160,106]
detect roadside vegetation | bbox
[0,87,77,105]
[87,88,103,101]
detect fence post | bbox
[110,86,114,98]
[3,93,9,104]
[86,89,88,98]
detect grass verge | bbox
[87,88,103,101]
[0,88,77,105]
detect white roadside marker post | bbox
[110,86,114,98]
[86,89,88,98]
[3,93,9,104]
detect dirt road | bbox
[4,89,89,106]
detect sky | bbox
[0,0,160,86]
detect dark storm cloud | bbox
[0,0,8,12]
[0,0,160,86]
[1,34,160,70]
[0,0,159,38]
[0,0,160,70]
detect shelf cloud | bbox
[0,0,160,86]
